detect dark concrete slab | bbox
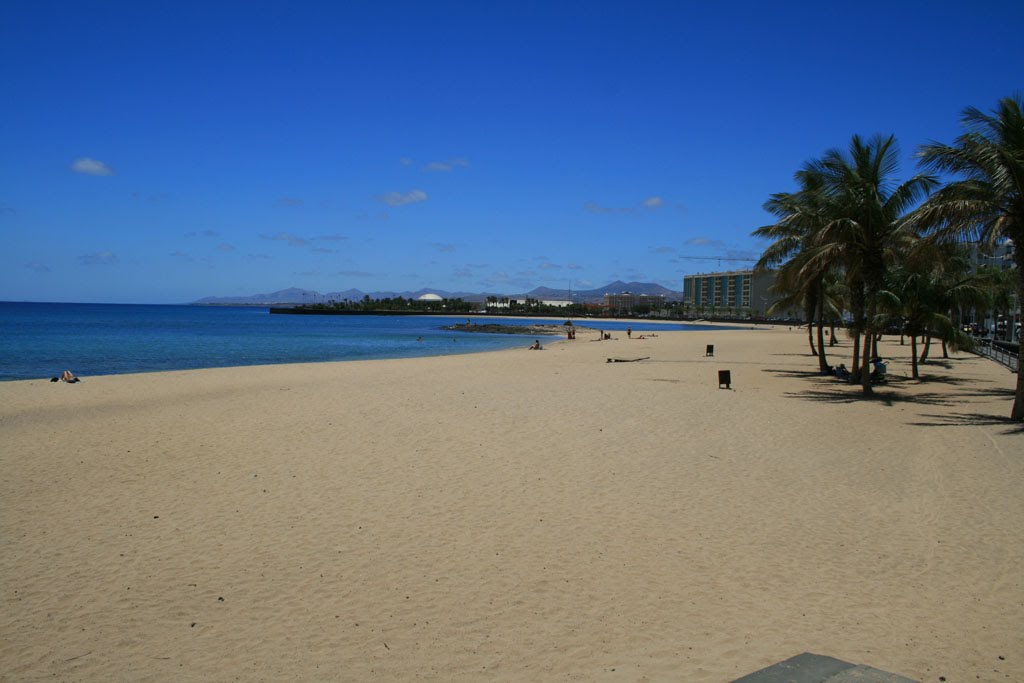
[827,666,918,683]
[731,653,918,683]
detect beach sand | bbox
[1,327,1021,682]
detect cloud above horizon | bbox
[79,251,118,265]
[429,242,456,253]
[423,158,469,172]
[584,195,664,215]
[260,232,309,247]
[686,237,724,248]
[279,196,304,207]
[71,157,114,176]
[377,189,427,206]
[25,261,50,273]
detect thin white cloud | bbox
[643,196,664,208]
[567,263,584,270]
[586,196,665,214]
[423,158,470,172]
[185,229,220,238]
[654,246,676,254]
[377,189,427,206]
[430,242,456,253]
[79,251,118,265]
[336,269,374,277]
[279,196,304,207]
[317,233,348,241]
[260,232,309,247]
[0,203,16,215]
[216,243,235,252]
[584,201,634,215]
[71,157,114,176]
[686,237,724,248]
[538,262,562,270]
[399,157,415,166]
[25,261,50,272]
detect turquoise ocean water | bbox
[0,302,715,381]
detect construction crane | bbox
[676,255,759,268]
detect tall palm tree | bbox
[880,246,981,379]
[754,174,835,374]
[914,94,1024,420]
[802,134,937,395]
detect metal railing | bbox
[975,339,1019,372]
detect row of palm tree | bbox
[754,94,1023,421]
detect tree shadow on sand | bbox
[908,412,1024,435]
[780,388,964,407]
[768,366,1014,410]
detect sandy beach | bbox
[1,326,1021,682]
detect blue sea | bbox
[0,302,716,381]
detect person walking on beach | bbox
[627,327,632,339]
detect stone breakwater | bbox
[442,322,575,335]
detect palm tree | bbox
[801,134,937,394]
[754,173,835,374]
[913,94,1024,420]
[880,245,981,379]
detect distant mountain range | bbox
[192,281,683,306]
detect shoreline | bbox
[1,313,747,383]
[3,327,1020,682]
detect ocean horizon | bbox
[0,302,716,381]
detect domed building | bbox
[417,293,443,301]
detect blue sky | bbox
[2,1,1021,304]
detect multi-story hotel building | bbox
[681,269,780,317]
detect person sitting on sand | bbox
[870,357,888,382]
[60,370,80,383]
[833,363,850,380]
[528,340,543,350]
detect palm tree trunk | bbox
[861,329,874,395]
[921,335,932,364]
[807,324,817,356]
[910,334,920,379]
[942,339,949,359]
[816,295,829,374]
[829,322,837,346]
[1012,275,1024,421]
[851,331,861,379]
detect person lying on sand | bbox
[59,370,80,383]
